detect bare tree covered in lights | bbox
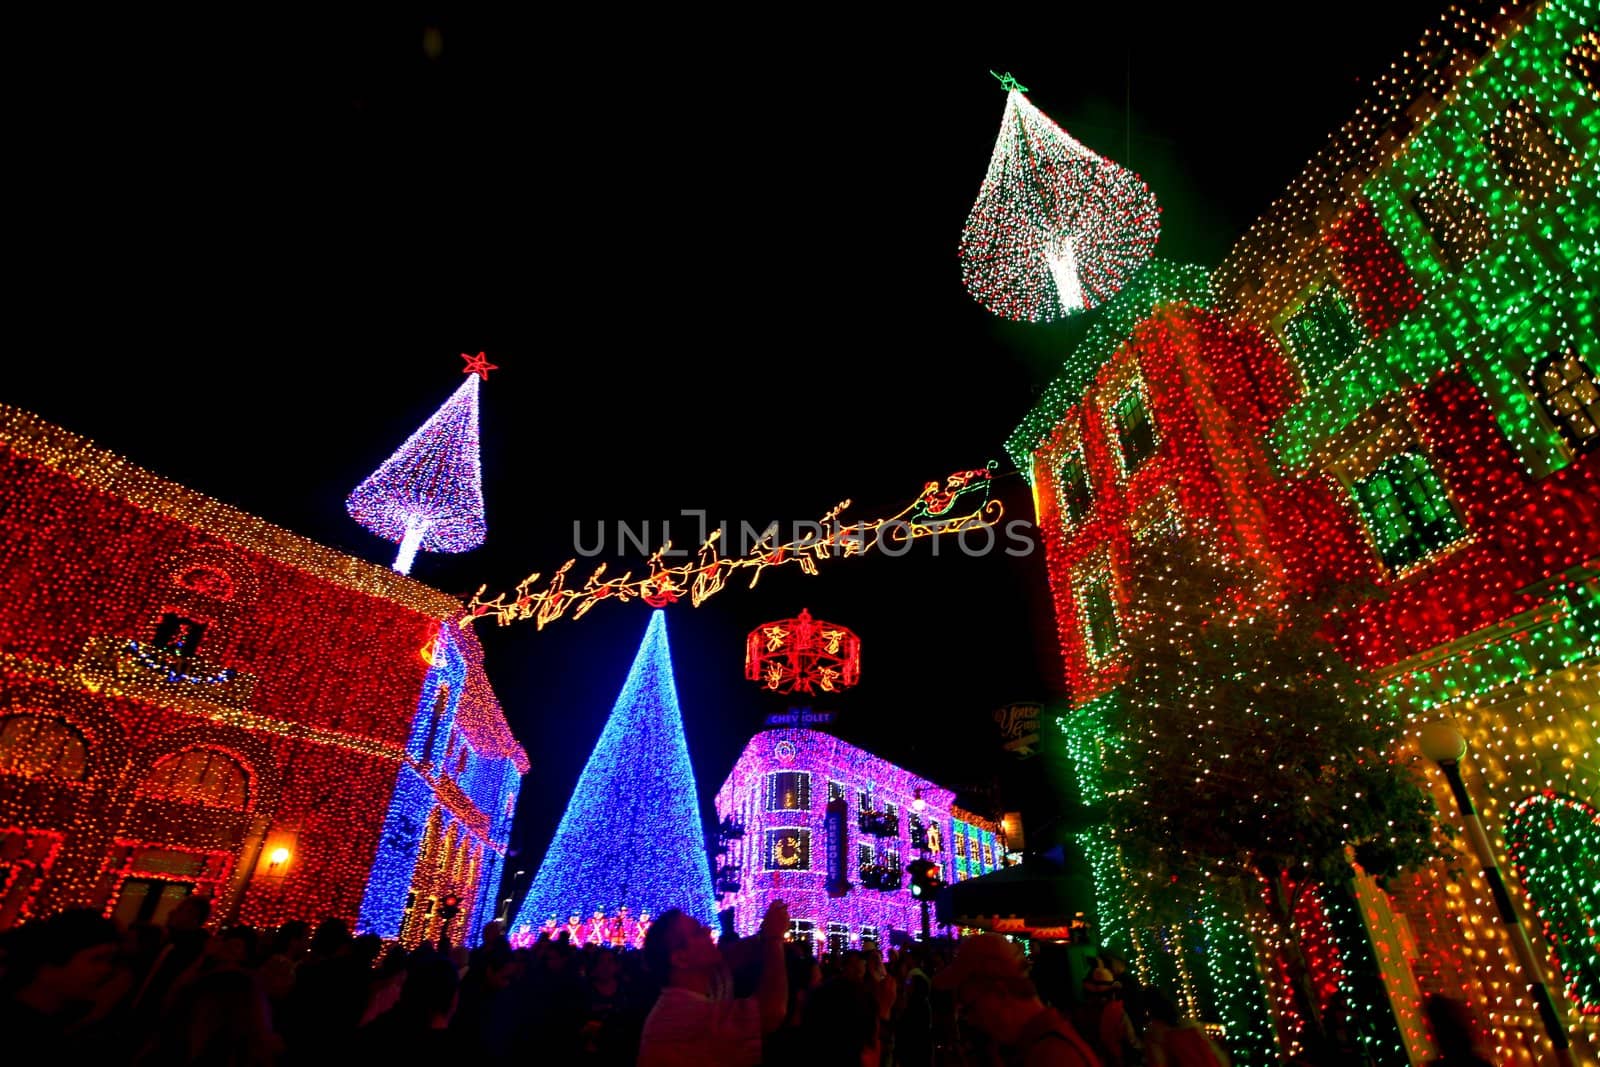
[1102,532,1439,1057]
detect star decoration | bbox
[461,351,498,381]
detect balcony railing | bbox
[859,864,902,892]
[858,809,899,838]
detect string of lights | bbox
[464,465,1004,631]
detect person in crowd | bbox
[129,893,213,1022]
[136,967,280,1066]
[363,954,460,1057]
[0,908,121,1049]
[1102,951,1146,1034]
[933,933,1102,1067]
[510,928,587,1061]
[637,899,790,1067]
[894,949,935,1067]
[574,946,637,1064]
[1423,993,1494,1067]
[1141,988,1229,1067]
[1072,964,1140,1067]
[257,920,310,1008]
[280,917,369,1057]
[452,938,522,1061]
[358,943,408,1027]
[801,976,887,1066]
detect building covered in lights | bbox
[0,405,527,945]
[1009,2,1598,1062]
[713,729,1007,954]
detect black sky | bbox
[9,5,1450,885]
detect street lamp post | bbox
[499,869,527,924]
[913,788,933,941]
[1419,723,1574,1067]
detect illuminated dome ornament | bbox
[347,357,489,575]
[745,608,861,696]
[960,72,1161,323]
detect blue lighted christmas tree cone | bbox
[347,365,488,575]
[513,611,716,937]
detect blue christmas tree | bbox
[513,610,716,935]
[347,366,487,575]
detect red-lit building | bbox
[1010,3,1598,1061]
[0,404,528,942]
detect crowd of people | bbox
[0,895,1496,1065]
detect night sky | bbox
[10,7,1448,893]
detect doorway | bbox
[111,878,194,928]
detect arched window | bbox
[140,747,249,810]
[1506,792,1599,1013]
[0,714,88,781]
[1533,353,1599,454]
[175,565,236,601]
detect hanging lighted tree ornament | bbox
[961,71,1161,323]
[347,352,492,575]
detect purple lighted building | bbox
[714,728,958,955]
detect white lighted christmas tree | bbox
[347,353,493,575]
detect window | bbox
[828,780,846,805]
[859,925,879,954]
[1351,452,1466,570]
[826,921,850,957]
[765,828,810,871]
[1113,389,1157,473]
[788,919,815,952]
[152,612,207,657]
[1054,446,1092,524]
[1506,792,1600,1014]
[925,821,942,855]
[1484,101,1575,202]
[1281,285,1364,385]
[983,841,995,869]
[421,685,449,766]
[766,771,810,812]
[0,714,88,781]
[1076,569,1121,662]
[953,830,966,863]
[857,842,874,874]
[140,747,249,810]
[1533,353,1600,454]
[1409,172,1490,270]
